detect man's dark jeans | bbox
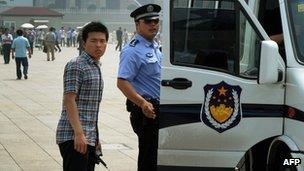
[59,140,96,171]
[15,57,28,79]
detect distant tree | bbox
[127,4,137,11]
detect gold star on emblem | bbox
[218,86,227,96]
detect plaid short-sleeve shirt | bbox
[56,52,103,146]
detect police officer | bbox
[117,3,162,171]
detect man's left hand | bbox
[96,141,102,155]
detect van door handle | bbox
[161,78,192,90]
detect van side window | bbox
[172,0,236,73]
[287,0,304,63]
[171,0,262,78]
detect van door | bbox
[158,0,285,170]
[280,0,304,163]
[284,0,304,142]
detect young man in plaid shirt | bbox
[56,21,108,171]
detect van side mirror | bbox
[258,40,285,84]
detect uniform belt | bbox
[126,98,159,113]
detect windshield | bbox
[287,0,304,63]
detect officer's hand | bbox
[141,101,156,119]
[74,133,88,154]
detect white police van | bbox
[158,0,304,170]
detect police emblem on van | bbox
[200,81,242,133]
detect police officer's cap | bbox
[130,4,161,21]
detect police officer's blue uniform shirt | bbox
[118,33,162,99]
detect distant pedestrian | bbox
[53,28,61,53]
[123,28,129,46]
[11,29,31,80]
[26,29,35,55]
[56,21,109,171]
[44,27,56,61]
[77,29,84,56]
[37,29,45,50]
[115,27,123,51]
[71,29,77,47]
[59,27,66,47]
[1,28,13,64]
[66,28,72,47]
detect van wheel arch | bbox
[237,138,274,171]
[267,138,298,171]
[238,137,298,171]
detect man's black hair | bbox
[16,29,23,36]
[49,27,55,32]
[82,21,109,42]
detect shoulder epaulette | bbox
[129,39,139,47]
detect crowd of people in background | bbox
[0,26,78,64]
[0,25,138,80]
[0,26,135,58]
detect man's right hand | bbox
[140,100,156,119]
[116,79,157,119]
[74,133,88,154]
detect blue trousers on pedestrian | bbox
[3,44,11,64]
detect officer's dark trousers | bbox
[130,107,158,171]
[3,44,11,64]
[15,57,28,79]
[59,140,95,171]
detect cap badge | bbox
[147,5,154,12]
[146,53,153,58]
